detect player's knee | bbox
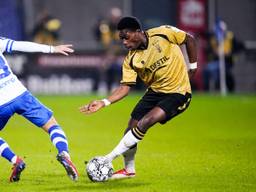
[128,118,138,128]
[42,116,58,131]
[137,116,156,132]
[125,118,138,134]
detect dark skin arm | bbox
[79,84,131,114]
[184,33,197,78]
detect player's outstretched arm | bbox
[79,100,104,115]
[10,40,74,56]
[52,44,74,56]
[79,84,131,115]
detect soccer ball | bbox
[86,156,114,182]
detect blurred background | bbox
[1,0,256,95]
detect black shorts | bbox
[131,89,191,124]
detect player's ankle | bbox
[125,167,135,173]
[104,153,117,162]
[11,156,18,164]
[61,151,70,159]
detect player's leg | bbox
[105,90,157,162]
[0,137,26,182]
[105,106,165,162]
[114,98,189,175]
[17,92,78,181]
[42,117,79,181]
[123,118,138,173]
[113,119,138,177]
[108,118,138,179]
[105,109,165,161]
[0,137,16,164]
[0,114,16,164]
[106,107,165,180]
[136,93,192,134]
[137,106,166,133]
[42,117,69,155]
[107,92,191,179]
[0,104,26,182]
[118,107,166,154]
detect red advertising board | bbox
[178,0,207,32]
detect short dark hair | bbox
[117,16,142,31]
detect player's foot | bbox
[56,151,79,181]
[110,168,135,180]
[10,157,26,182]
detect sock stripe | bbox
[0,139,5,145]
[134,127,145,138]
[134,127,145,137]
[49,129,66,138]
[131,129,141,140]
[48,126,69,153]
[0,143,8,156]
[48,125,60,134]
[52,137,68,146]
[0,140,16,162]
[50,133,66,142]
[131,127,144,140]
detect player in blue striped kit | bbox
[0,37,78,182]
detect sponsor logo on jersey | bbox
[0,77,15,89]
[145,56,169,74]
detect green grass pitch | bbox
[0,94,256,192]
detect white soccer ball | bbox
[86,156,114,182]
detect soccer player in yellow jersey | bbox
[80,17,197,179]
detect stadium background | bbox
[0,0,256,94]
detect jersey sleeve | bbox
[0,37,15,53]
[157,25,187,45]
[0,36,51,53]
[11,41,51,53]
[120,53,137,85]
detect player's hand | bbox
[79,100,105,115]
[188,68,197,79]
[53,44,74,56]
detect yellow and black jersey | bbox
[121,25,191,95]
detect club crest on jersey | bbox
[152,41,162,53]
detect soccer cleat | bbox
[9,157,26,182]
[56,151,79,181]
[110,168,135,180]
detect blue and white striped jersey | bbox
[0,37,27,106]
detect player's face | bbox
[119,29,142,50]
